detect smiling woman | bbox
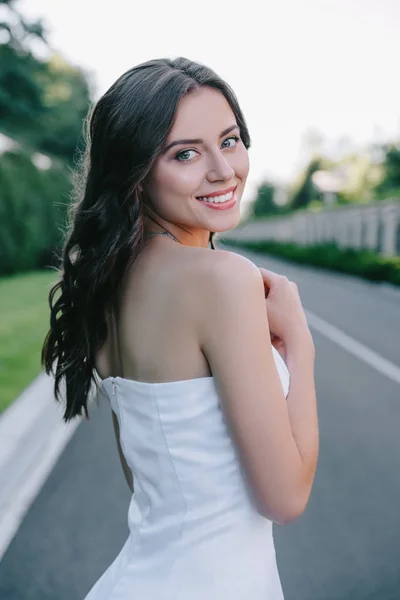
[41,56,251,424]
[39,56,309,600]
[141,86,249,241]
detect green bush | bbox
[0,149,71,275]
[222,239,400,287]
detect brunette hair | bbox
[41,56,251,422]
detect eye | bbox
[175,149,198,162]
[221,135,241,148]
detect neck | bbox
[143,230,181,243]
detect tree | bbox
[0,0,48,137]
[333,152,384,204]
[374,142,400,197]
[34,54,93,162]
[0,0,93,162]
[249,180,287,218]
[289,156,323,210]
[0,0,93,274]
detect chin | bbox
[210,211,241,234]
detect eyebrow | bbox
[163,124,240,154]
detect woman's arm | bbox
[111,411,134,493]
[197,251,318,524]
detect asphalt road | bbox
[0,244,399,600]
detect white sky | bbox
[18,0,400,205]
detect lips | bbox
[195,185,237,200]
[196,188,237,210]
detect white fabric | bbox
[84,345,290,599]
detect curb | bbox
[0,373,82,561]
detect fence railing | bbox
[223,198,400,257]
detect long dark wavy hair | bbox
[41,56,251,423]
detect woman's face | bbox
[142,86,250,248]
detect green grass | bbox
[0,269,59,414]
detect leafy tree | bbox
[334,152,384,204]
[34,54,93,162]
[250,181,278,217]
[0,0,47,138]
[249,181,287,218]
[374,142,400,197]
[0,0,92,162]
[289,156,323,210]
[0,0,93,274]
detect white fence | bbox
[223,198,400,257]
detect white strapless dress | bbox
[84,346,290,599]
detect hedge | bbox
[0,149,71,275]
[220,239,400,287]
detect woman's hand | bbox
[258,267,314,354]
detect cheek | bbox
[160,163,202,195]
[233,147,250,181]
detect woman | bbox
[42,57,318,599]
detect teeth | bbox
[198,190,234,203]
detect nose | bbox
[206,150,235,183]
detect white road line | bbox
[305,309,400,385]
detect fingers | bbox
[258,267,276,282]
[258,268,279,289]
[259,267,294,287]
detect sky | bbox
[17,0,400,206]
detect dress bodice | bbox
[86,346,290,599]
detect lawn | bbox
[0,269,59,414]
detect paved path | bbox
[0,244,399,600]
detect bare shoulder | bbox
[190,247,261,286]
[202,247,259,270]
[192,248,266,341]
[192,248,264,305]
[179,247,264,331]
